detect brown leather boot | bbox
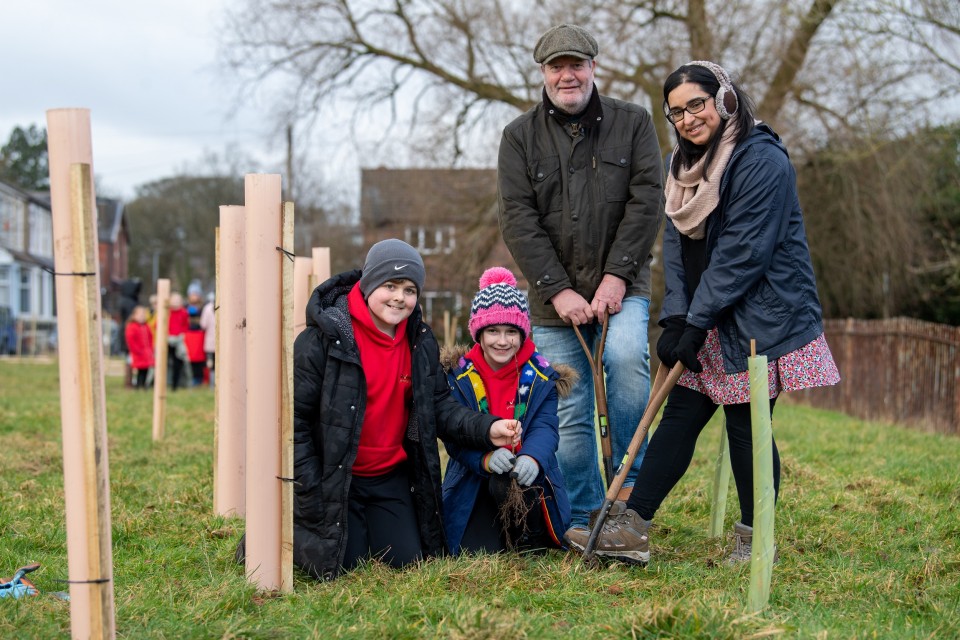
[725,522,779,565]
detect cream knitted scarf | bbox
[664,120,740,240]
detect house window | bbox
[40,270,51,318]
[0,195,22,249]
[420,290,464,341]
[404,225,456,255]
[20,269,31,314]
[28,203,52,257]
[0,266,9,307]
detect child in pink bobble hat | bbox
[439,267,574,554]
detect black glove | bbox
[672,324,708,373]
[656,316,686,367]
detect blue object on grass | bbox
[0,563,40,599]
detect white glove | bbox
[486,448,516,474]
[511,455,540,486]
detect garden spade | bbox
[573,315,613,486]
[582,362,684,565]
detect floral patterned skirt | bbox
[677,330,840,405]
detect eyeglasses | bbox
[665,96,711,123]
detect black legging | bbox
[343,465,423,570]
[459,473,551,554]
[168,345,185,390]
[627,384,780,528]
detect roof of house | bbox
[360,167,497,227]
[1,246,54,270]
[26,191,127,245]
[96,197,127,244]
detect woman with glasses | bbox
[565,61,839,565]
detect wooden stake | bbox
[280,202,295,593]
[70,162,116,640]
[443,310,452,348]
[46,108,116,640]
[293,257,313,338]
[152,280,170,442]
[707,418,731,538]
[747,338,775,612]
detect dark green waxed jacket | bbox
[497,89,664,325]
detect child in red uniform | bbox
[124,305,154,389]
[167,293,190,390]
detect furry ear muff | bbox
[686,60,739,120]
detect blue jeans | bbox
[532,296,651,528]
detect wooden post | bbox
[46,107,117,640]
[30,314,39,356]
[293,257,313,338]
[280,202,295,593]
[443,310,452,348]
[215,206,246,517]
[152,280,170,442]
[244,174,283,591]
[707,419,732,538]
[69,163,115,638]
[843,317,854,415]
[747,339,775,612]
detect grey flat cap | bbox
[534,24,599,64]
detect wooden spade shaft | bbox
[573,316,613,485]
[582,362,684,563]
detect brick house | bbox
[360,168,525,341]
[96,197,131,313]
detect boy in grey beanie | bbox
[359,238,426,298]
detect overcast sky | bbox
[1,0,281,200]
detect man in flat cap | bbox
[496,24,663,541]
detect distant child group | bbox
[286,22,839,580]
[123,287,215,391]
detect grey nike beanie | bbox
[358,239,426,298]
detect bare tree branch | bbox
[758,0,839,125]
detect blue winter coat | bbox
[660,123,825,373]
[439,345,573,553]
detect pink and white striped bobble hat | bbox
[468,267,531,342]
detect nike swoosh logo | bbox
[393,264,407,270]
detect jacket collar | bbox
[439,343,578,398]
[542,85,603,130]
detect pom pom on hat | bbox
[468,267,531,342]
[478,266,517,290]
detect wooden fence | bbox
[789,317,960,436]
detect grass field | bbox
[1,359,958,639]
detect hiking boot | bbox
[564,502,651,565]
[587,500,626,528]
[725,522,753,564]
[725,522,779,565]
